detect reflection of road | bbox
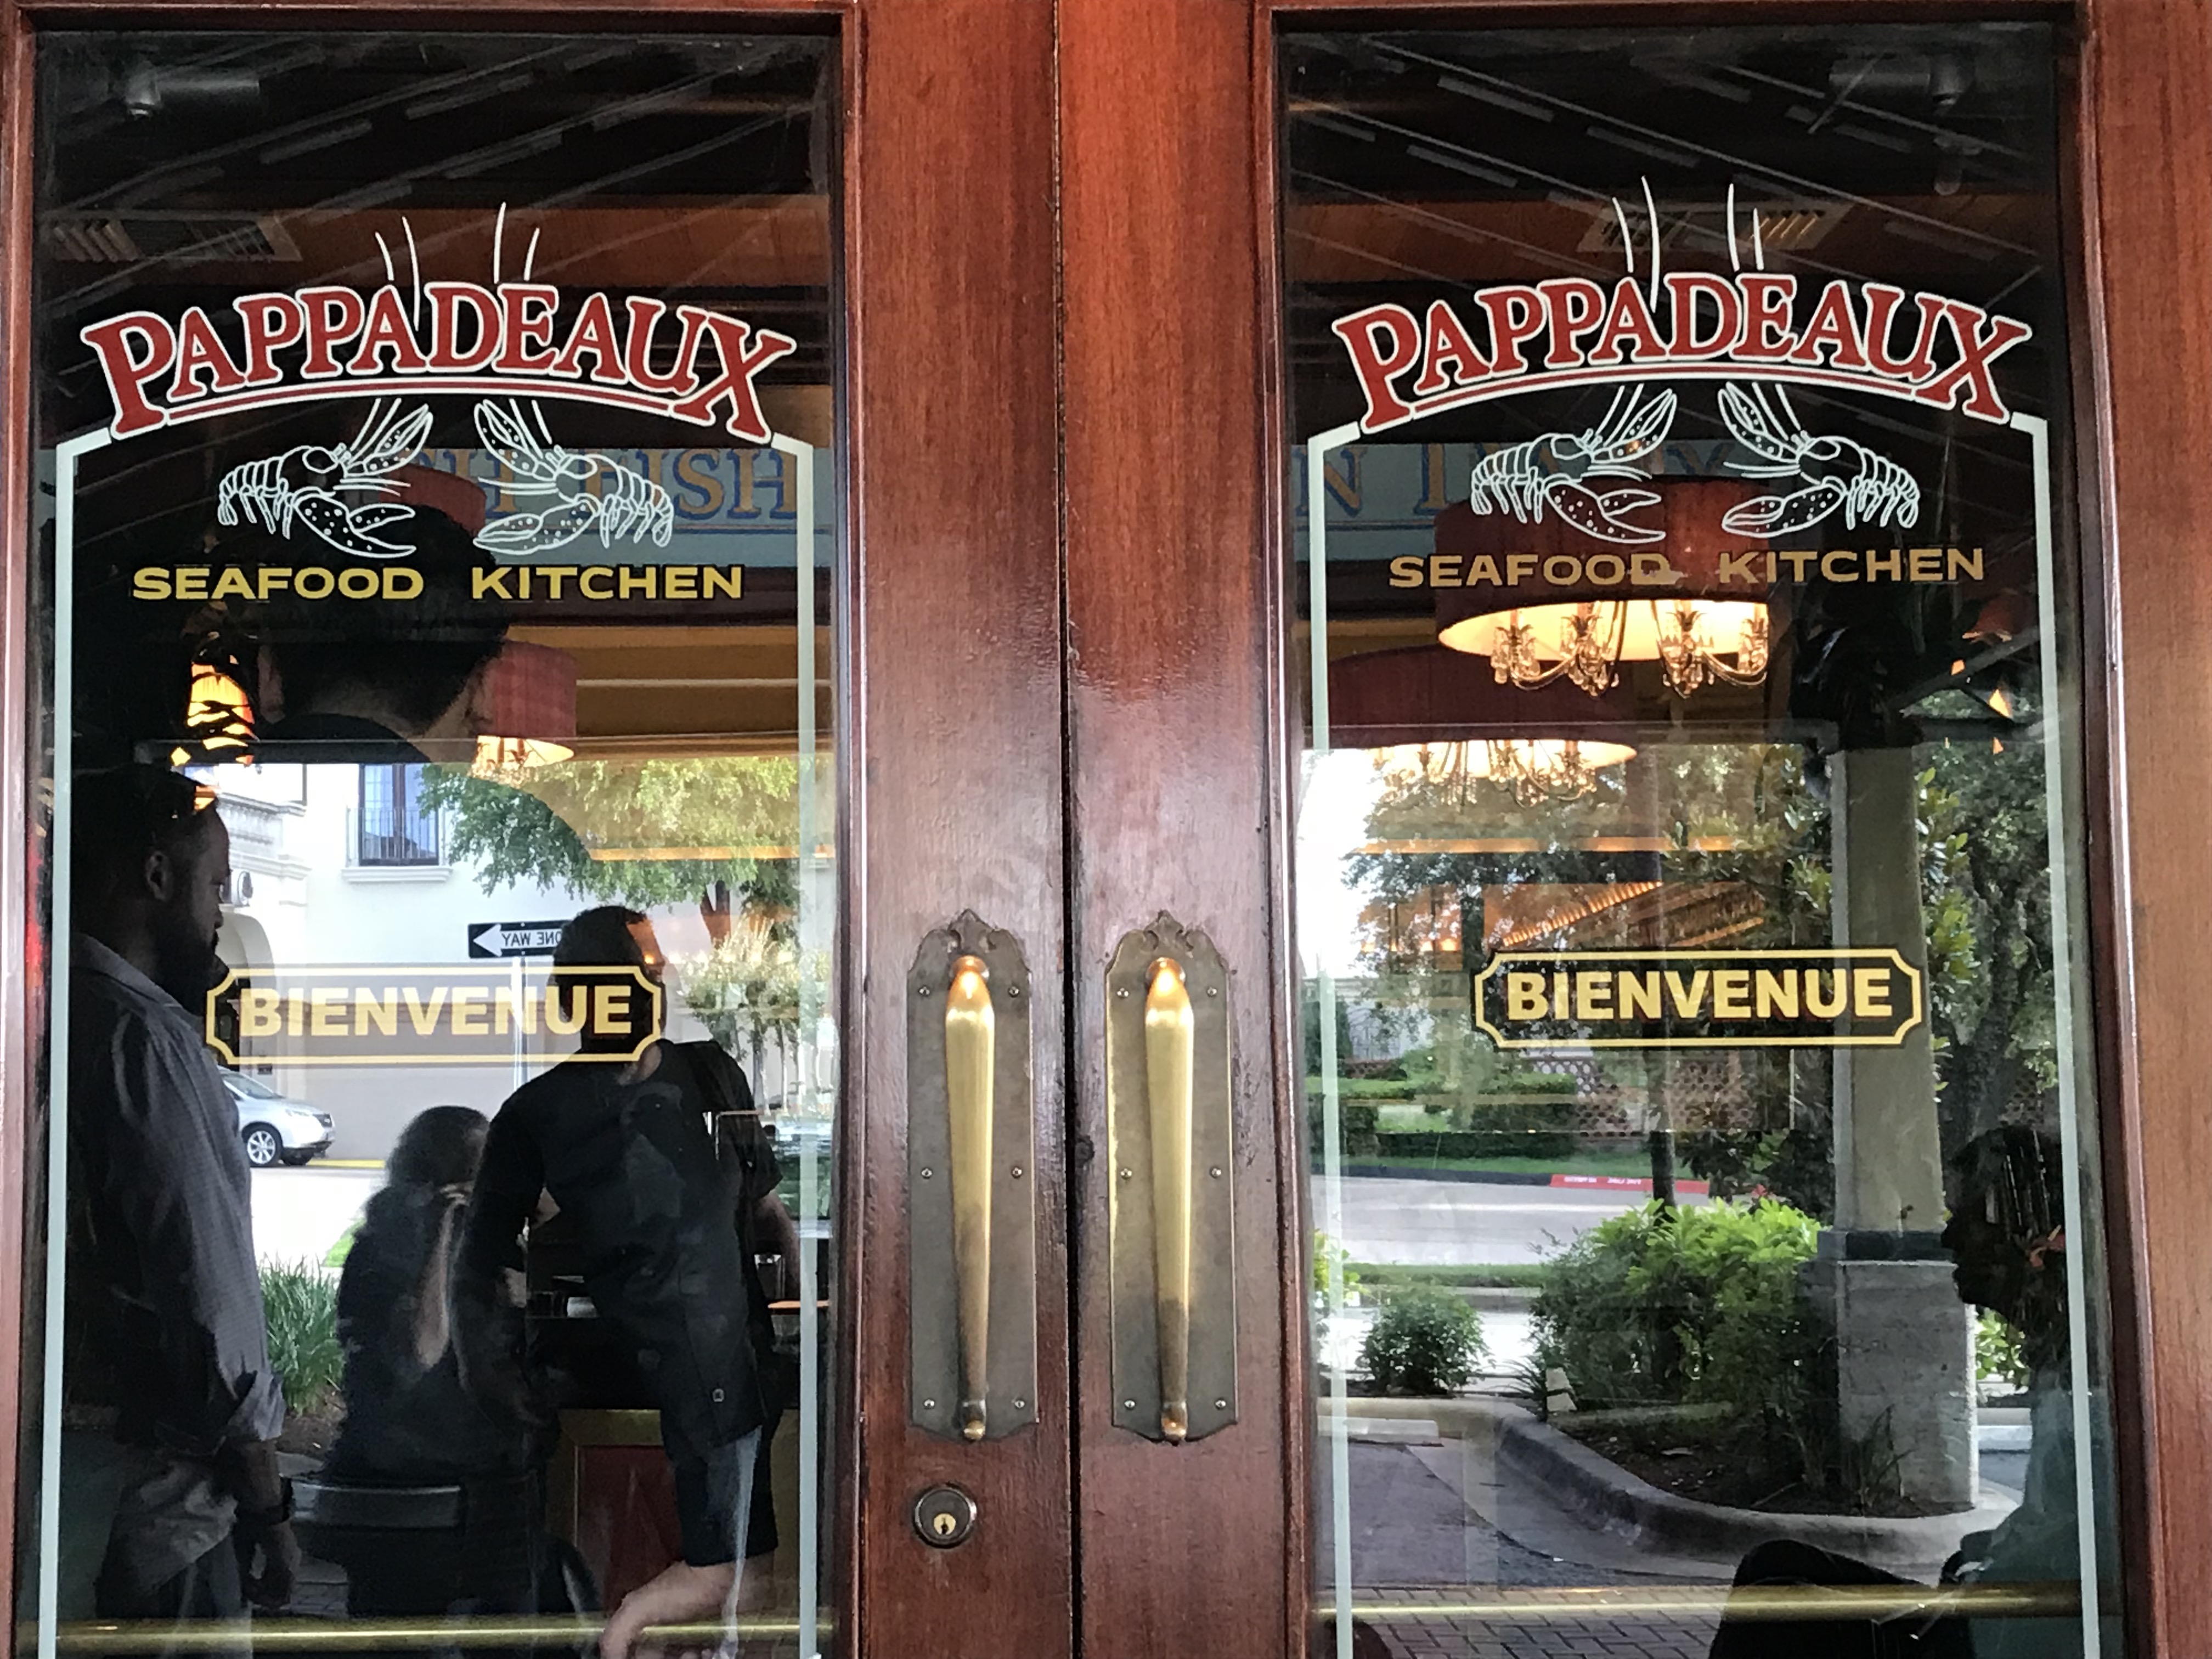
[251,1165,382,1269]
[1318,1176,1683,1265]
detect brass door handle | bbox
[907,913,1037,1444]
[1143,957,1194,1442]
[1107,915,1236,1443]
[944,955,995,1441]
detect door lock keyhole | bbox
[913,1485,978,1549]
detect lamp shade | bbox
[1435,477,1773,660]
[475,640,577,769]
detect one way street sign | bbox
[469,921,568,959]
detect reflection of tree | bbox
[421,756,800,907]
[1918,714,2057,1143]
[424,757,819,1093]
[1337,731,2061,1216]
[686,870,805,1096]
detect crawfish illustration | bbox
[1465,387,1677,545]
[215,399,432,560]
[1718,382,1920,537]
[472,401,675,557]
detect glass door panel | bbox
[1284,21,2125,1659]
[22,31,841,1656]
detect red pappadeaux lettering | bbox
[80,283,799,441]
[1330,274,2033,432]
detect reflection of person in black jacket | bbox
[454,906,772,1658]
[312,1105,580,1630]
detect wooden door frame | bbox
[1232,2,2212,1654]
[2,1,2209,1655]
[0,5,1072,1655]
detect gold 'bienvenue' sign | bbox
[1472,949,1924,1052]
[205,963,661,1066]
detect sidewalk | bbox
[1354,1587,1719,1659]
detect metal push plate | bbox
[907,911,1039,1441]
[1105,913,1237,1443]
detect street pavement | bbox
[260,1165,1660,1276]
[250,1165,381,1267]
[1316,1173,1660,1265]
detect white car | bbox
[222,1071,335,1169]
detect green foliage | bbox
[1311,1232,1362,1304]
[261,1261,342,1418]
[1532,1200,1820,1470]
[1976,1310,2031,1392]
[1679,1126,1836,1222]
[422,756,802,906]
[1917,738,2059,1140]
[1307,1097,1380,1157]
[1359,1288,1486,1396]
[1353,1262,1547,1292]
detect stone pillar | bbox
[1807,747,1976,1511]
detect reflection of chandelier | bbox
[1432,477,1775,702]
[1461,598,1770,698]
[1378,737,1635,806]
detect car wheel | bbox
[241,1125,282,1168]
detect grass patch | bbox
[323,1223,358,1269]
[261,1260,342,1418]
[1351,1262,1549,1291]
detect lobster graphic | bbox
[215,399,432,560]
[1717,383,1920,537]
[472,401,675,557]
[1465,387,1677,545]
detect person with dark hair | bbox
[454,905,798,1658]
[246,506,512,765]
[302,1105,578,1632]
[61,765,297,1638]
[1708,1128,2098,1659]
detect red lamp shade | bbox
[476,641,577,768]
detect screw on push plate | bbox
[913,1486,978,1549]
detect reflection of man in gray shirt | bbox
[62,767,295,1626]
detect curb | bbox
[1493,1408,2011,1575]
[1336,1163,1710,1196]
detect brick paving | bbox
[1351,1588,1721,1659]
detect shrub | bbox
[262,1260,343,1418]
[1532,1199,1819,1432]
[1309,1098,1380,1157]
[1976,1310,2030,1392]
[1360,1287,1486,1395]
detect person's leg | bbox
[737,1403,780,1612]
[600,1433,761,1659]
[55,1432,140,1621]
[98,1534,247,1659]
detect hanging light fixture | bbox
[472,641,578,774]
[1375,737,1637,806]
[1434,478,1774,701]
[1329,646,1640,806]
